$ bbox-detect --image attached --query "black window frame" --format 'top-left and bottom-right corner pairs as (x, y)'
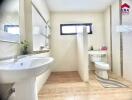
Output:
(60, 23), (92, 35)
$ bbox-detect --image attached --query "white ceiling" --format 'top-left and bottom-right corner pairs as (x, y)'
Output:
(45, 0), (115, 12)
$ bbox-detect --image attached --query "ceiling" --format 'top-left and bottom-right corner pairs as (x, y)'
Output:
(45, 0), (115, 12)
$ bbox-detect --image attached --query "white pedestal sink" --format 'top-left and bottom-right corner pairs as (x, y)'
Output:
(0, 56), (54, 100)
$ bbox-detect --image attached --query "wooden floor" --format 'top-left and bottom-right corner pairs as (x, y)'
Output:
(39, 71), (132, 100)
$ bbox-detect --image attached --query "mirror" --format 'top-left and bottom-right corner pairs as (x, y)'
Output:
(0, 0), (20, 43)
(32, 2), (50, 51)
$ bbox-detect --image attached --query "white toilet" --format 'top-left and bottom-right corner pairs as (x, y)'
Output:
(89, 51), (110, 79)
(95, 61), (110, 79)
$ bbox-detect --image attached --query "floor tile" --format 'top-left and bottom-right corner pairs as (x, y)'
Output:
(39, 71), (132, 100)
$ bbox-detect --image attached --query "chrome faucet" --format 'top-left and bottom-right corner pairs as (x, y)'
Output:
(40, 46), (45, 50)
(13, 54), (28, 63)
(13, 55), (18, 62)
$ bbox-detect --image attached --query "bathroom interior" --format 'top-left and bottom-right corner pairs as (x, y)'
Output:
(0, 0), (132, 100)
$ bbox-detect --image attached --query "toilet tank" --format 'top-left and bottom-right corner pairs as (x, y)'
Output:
(88, 51), (107, 62)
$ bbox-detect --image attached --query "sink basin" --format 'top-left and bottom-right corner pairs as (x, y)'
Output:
(0, 55), (54, 100)
(0, 56), (53, 84)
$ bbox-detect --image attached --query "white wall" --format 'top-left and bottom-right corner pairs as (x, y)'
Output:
(104, 7), (112, 68)
(122, 0), (132, 82)
(111, 0), (121, 76)
(77, 27), (89, 82)
(50, 12), (105, 72)
(0, 42), (18, 59)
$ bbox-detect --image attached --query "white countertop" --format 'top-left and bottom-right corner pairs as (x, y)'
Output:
(88, 50), (107, 55)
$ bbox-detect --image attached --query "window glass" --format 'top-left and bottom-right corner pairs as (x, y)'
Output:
(76, 25), (84, 33)
(4, 25), (20, 35)
(87, 26), (90, 33)
(7, 27), (19, 34)
(62, 26), (76, 34)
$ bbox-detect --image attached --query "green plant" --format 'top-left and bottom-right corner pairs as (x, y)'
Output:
(20, 40), (29, 55)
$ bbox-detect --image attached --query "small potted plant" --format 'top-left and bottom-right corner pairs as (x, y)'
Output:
(20, 40), (29, 55)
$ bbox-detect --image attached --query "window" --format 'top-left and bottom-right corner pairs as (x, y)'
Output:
(4, 25), (20, 34)
(60, 23), (92, 35)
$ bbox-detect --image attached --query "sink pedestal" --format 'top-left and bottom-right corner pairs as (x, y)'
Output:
(14, 77), (38, 100)
(0, 56), (54, 100)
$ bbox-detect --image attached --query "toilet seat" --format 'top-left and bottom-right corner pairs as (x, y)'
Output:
(95, 62), (110, 70)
